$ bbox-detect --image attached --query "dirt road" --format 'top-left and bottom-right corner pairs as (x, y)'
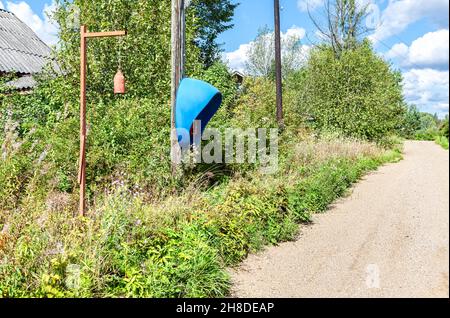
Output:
(231, 141), (449, 298)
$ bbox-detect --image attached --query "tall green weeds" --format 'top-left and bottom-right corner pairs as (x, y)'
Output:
(0, 136), (401, 297)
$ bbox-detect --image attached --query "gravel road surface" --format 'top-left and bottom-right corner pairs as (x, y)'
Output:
(231, 141), (449, 298)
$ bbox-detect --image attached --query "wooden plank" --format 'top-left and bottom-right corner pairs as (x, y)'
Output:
(84, 30), (127, 38)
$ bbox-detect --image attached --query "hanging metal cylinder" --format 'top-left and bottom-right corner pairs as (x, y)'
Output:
(114, 69), (126, 94)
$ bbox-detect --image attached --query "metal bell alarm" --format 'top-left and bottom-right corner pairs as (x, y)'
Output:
(114, 69), (126, 94)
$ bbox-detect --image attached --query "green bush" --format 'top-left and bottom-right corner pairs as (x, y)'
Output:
(200, 178), (298, 265)
(399, 105), (421, 139)
(297, 41), (406, 142)
(412, 112), (442, 141)
(230, 77), (278, 129)
(415, 129), (440, 141)
(435, 136), (449, 150)
(440, 118), (449, 139)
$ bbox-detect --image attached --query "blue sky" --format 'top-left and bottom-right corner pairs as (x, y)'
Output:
(0, 0), (448, 117)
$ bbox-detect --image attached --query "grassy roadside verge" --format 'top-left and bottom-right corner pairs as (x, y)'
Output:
(0, 138), (402, 298)
(435, 136), (449, 150)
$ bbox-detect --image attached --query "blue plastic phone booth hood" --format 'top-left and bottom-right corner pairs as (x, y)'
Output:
(175, 78), (222, 147)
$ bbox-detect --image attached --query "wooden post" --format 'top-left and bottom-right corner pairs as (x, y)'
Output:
(78, 25), (127, 217)
(180, 0), (186, 78)
(274, 0), (284, 129)
(79, 25), (87, 217)
(170, 0), (185, 172)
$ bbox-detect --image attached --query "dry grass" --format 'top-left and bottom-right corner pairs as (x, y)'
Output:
(292, 135), (382, 166)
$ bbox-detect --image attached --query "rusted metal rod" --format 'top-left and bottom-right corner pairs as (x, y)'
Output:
(78, 25), (126, 217)
(79, 25), (87, 217)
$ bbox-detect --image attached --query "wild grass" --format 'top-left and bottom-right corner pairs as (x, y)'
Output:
(0, 136), (402, 298)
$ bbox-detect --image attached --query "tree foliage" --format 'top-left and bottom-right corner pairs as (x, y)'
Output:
(191, 0), (239, 67)
(400, 105), (422, 139)
(0, 0), (240, 207)
(53, 0), (203, 101)
(298, 41), (406, 141)
(440, 117), (449, 139)
(245, 26), (306, 78)
(310, 0), (371, 58)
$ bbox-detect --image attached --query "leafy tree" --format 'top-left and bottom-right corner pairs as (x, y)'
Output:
(401, 109), (448, 141)
(299, 41), (406, 141)
(245, 26), (306, 78)
(48, 0), (238, 100)
(440, 116), (449, 139)
(418, 112), (439, 131)
(52, 0), (203, 102)
(190, 0), (239, 68)
(413, 112), (440, 140)
(0, 0), (240, 205)
(400, 105), (421, 138)
(310, 0), (371, 57)
(245, 27), (274, 78)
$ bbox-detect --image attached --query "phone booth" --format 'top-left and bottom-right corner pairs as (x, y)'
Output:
(175, 78), (222, 148)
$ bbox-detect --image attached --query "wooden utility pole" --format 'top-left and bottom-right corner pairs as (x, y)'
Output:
(79, 25), (126, 217)
(170, 0), (188, 172)
(274, 0), (284, 129)
(171, 0), (181, 172)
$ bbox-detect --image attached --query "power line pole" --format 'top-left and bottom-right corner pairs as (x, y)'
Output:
(274, 0), (284, 129)
(171, 0), (184, 174)
(171, 0), (191, 174)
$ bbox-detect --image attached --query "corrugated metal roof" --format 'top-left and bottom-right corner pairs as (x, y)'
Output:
(0, 9), (52, 74)
(6, 75), (37, 90)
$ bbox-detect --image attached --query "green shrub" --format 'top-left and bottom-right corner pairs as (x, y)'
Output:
(399, 105), (421, 139)
(199, 178), (298, 265)
(415, 129), (440, 141)
(439, 118), (449, 139)
(230, 77), (278, 129)
(435, 136), (449, 150)
(298, 41), (406, 142)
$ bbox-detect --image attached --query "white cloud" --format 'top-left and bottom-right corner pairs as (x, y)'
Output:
(385, 29), (449, 69)
(285, 26), (306, 39)
(297, 0), (324, 12)
(223, 26), (308, 73)
(403, 68), (449, 116)
(223, 43), (252, 73)
(434, 102), (449, 112)
(408, 30), (449, 69)
(370, 0), (449, 42)
(385, 43), (409, 60)
(6, 1), (58, 46)
(0, 2), (4, 10)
